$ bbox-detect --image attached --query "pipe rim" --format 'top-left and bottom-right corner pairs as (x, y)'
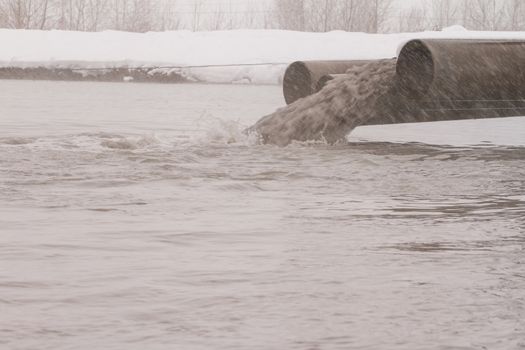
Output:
(283, 61), (314, 104)
(397, 40), (435, 98)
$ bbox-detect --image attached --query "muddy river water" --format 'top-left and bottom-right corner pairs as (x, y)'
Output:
(1, 80), (524, 350)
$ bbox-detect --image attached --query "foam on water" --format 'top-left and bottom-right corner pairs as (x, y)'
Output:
(0, 136), (37, 145)
(196, 113), (261, 146)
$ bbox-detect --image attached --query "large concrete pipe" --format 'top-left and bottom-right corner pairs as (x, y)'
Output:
(396, 39), (525, 101)
(283, 60), (373, 104)
(382, 39), (525, 124)
(283, 39), (525, 125)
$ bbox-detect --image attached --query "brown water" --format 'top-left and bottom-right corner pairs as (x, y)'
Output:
(1, 80), (525, 350)
(251, 59), (397, 146)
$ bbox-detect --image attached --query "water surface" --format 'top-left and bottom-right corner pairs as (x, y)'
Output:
(1, 80), (524, 350)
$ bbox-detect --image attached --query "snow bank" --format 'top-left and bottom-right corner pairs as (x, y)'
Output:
(2, 27), (525, 84)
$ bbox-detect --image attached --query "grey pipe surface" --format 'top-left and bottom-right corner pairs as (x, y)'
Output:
(378, 39), (525, 125)
(283, 60), (372, 104)
(396, 39), (525, 101)
(282, 39), (525, 126)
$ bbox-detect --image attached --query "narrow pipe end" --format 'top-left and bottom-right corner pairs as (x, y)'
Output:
(283, 61), (314, 104)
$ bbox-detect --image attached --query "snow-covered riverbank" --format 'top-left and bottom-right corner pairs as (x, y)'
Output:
(2, 27), (525, 84)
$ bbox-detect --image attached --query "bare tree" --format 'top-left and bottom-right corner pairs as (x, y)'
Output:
(241, 0), (265, 29)
(503, 0), (524, 30)
(85, 0), (108, 31)
(1, 0), (524, 33)
(398, 4), (429, 32)
(320, 0), (335, 32)
(156, 0), (180, 31)
(274, 0), (395, 33)
(209, 3), (225, 30)
(368, 0), (394, 33)
(190, 0), (203, 31)
(466, 0), (505, 30)
(2, 0), (54, 29)
(111, 0), (125, 30)
(274, 0), (305, 31)
(338, 0), (360, 31)
(0, 5), (6, 26)
(1, 0), (31, 28)
(430, 0), (459, 29)
(126, 0), (154, 32)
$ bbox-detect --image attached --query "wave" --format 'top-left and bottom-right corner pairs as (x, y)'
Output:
(0, 136), (37, 145)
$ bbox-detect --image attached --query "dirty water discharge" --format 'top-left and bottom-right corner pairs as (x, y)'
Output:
(250, 59), (397, 145)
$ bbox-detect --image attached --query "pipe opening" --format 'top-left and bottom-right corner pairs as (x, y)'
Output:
(397, 40), (434, 98)
(283, 61), (313, 105)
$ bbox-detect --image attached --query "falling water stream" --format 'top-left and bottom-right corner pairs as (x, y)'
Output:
(251, 60), (397, 145)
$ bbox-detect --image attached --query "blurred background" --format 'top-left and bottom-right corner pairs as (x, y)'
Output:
(0, 0), (523, 34)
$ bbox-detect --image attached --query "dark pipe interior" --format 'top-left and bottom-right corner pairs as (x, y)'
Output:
(396, 40), (434, 99)
(283, 62), (313, 105)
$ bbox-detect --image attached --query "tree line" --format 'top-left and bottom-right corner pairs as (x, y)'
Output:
(399, 0), (525, 32)
(0, 0), (524, 32)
